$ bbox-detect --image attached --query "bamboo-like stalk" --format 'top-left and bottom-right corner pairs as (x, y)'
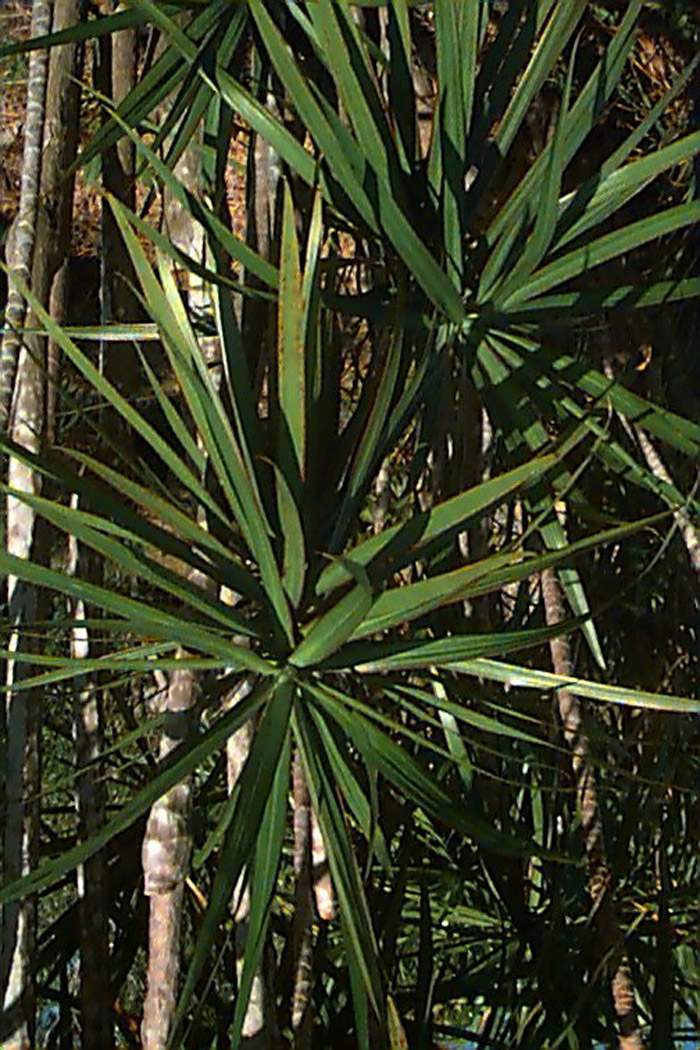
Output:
(541, 566), (643, 1050)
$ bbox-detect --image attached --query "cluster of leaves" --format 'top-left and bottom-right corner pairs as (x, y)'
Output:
(1, 2), (700, 1047)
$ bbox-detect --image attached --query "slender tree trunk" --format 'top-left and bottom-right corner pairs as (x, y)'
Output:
(224, 678), (270, 1045)
(288, 751), (333, 1045)
(142, 87), (225, 1046)
(0, 0), (51, 433)
(604, 359), (700, 574)
(311, 812), (334, 923)
(29, 5), (110, 1045)
(1, 4), (53, 1045)
(632, 426), (700, 573)
(25, 7), (110, 1042)
(94, 8), (140, 412)
(291, 752), (313, 1050)
(45, 259), (68, 447)
(66, 508), (114, 1050)
(141, 665), (198, 1050)
(242, 56), (281, 390)
(541, 567), (643, 1050)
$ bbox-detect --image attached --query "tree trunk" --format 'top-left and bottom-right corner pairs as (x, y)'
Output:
(94, 8), (141, 413)
(31, 4), (111, 1045)
(142, 85), (219, 1047)
(541, 567), (643, 1050)
(66, 508), (114, 1050)
(633, 426), (700, 573)
(141, 666), (198, 1050)
(224, 678), (270, 1045)
(291, 752), (313, 1050)
(0, 0), (51, 433)
(604, 359), (700, 575)
(1, 4), (53, 1046)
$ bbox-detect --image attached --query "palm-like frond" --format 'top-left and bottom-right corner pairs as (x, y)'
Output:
(2, 2), (699, 1046)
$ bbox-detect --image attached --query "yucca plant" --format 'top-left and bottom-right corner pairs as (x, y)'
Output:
(2, 2), (700, 1047)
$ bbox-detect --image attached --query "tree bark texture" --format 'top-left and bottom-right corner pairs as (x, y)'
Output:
(141, 666), (197, 1050)
(142, 75), (224, 1045)
(0, 0), (51, 433)
(541, 567), (643, 1050)
(224, 678), (269, 1044)
(0, 233), (42, 1046)
(242, 59), (282, 393)
(26, 3), (102, 1044)
(291, 752), (313, 1050)
(1, 2), (76, 1045)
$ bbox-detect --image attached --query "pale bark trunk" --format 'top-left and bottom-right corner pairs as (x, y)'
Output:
(291, 752), (313, 1050)
(45, 259), (68, 447)
(289, 751), (333, 1044)
(224, 678), (268, 1043)
(604, 360), (700, 575)
(31, 4), (109, 1044)
(541, 567), (643, 1050)
(0, 5), (53, 1046)
(142, 90), (221, 1046)
(633, 426), (700, 573)
(373, 462), (391, 535)
(0, 0), (51, 432)
(141, 666), (198, 1050)
(311, 812), (334, 923)
(142, 44), (279, 1041)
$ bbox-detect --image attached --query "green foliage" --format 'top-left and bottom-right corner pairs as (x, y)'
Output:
(2, 2), (700, 1047)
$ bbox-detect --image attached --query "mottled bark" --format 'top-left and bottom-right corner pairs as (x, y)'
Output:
(242, 60), (282, 391)
(1, 3), (76, 1045)
(541, 567), (643, 1050)
(30, 5), (109, 1044)
(45, 259), (68, 447)
(141, 665), (198, 1050)
(1, 199), (44, 1050)
(291, 752), (313, 1050)
(373, 462), (391, 535)
(311, 812), (334, 924)
(142, 81), (224, 1045)
(66, 504), (113, 1050)
(0, 0), (51, 433)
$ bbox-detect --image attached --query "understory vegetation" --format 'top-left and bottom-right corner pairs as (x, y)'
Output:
(0, 2), (699, 1048)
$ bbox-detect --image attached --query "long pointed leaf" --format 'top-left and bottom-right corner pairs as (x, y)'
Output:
(0, 680), (271, 907)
